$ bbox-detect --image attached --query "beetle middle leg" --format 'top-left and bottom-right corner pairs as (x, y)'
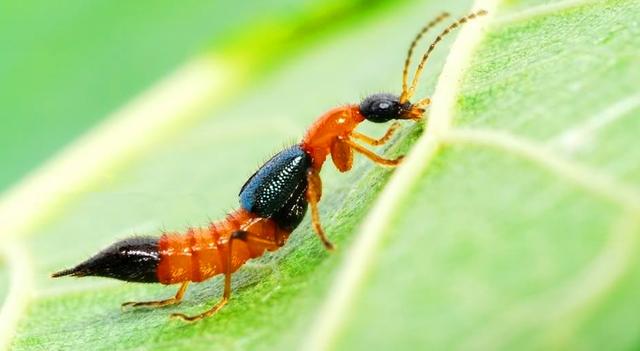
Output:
(306, 168), (334, 251)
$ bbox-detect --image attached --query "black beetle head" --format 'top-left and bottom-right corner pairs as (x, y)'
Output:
(359, 93), (423, 123)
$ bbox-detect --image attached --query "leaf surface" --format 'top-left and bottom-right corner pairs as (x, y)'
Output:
(2, 0), (640, 350)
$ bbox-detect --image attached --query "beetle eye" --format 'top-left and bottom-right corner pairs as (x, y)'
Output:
(378, 102), (390, 109)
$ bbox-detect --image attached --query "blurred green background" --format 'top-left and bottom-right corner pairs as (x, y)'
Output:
(0, 0), (381, 192)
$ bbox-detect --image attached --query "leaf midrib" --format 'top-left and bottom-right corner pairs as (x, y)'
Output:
(304, 0), (640, 349)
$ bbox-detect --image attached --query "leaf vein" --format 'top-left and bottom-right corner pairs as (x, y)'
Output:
(302, 1), (499, 349)
(548, 91), (640, 154)
(442, 128), (640, 211)
(461, 212), (640, 350)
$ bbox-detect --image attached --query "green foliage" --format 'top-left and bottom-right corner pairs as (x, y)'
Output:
(0, 0), (365, 191)
(2, 0), (639, 350)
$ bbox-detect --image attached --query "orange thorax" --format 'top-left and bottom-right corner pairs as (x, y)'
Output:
(301, 105), (364, 170)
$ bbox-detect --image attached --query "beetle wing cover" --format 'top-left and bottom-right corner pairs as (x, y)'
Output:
(239, 145), (311, 220)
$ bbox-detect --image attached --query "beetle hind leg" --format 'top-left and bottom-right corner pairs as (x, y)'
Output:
(170, 229), (282, 322)
(122, 281), (190, 310)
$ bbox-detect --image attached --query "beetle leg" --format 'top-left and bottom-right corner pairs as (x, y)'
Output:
(170, 230), (280, 322)
(122, 281), (190, 309)
(306, 169), (334, 251)
(350, 122), (401, 146)
(331, 137), (354, 172)
(344, 138), (404, 166)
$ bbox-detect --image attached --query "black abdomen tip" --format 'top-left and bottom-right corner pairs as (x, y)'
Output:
(52, 236), (160, 283)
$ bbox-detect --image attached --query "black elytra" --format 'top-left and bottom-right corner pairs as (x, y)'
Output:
(359, 93), (412, 123)
(239, 144), (311, 231)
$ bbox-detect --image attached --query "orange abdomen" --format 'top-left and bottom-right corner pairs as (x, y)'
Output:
(156, 209), (289, 284)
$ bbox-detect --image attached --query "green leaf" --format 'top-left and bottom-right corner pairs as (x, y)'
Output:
(2, 0), (640, 350)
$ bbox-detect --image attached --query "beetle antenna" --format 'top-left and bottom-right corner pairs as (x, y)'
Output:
(403, 9), (488, 103)
(400, 12), (450, 103)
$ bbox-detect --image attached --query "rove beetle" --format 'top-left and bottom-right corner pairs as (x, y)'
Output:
(53, 10), (486, 322)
